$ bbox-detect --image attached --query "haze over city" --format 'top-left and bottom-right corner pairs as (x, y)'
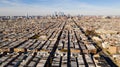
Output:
(0, 0), (120, 67)
(0, 0), (120, 16)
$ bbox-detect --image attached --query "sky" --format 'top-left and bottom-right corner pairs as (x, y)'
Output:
(0, 0), (120, 16)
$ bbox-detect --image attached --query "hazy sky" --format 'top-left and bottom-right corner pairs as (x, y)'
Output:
(0, 0), (120, 16)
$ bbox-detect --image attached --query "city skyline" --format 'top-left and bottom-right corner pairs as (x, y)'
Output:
(0, 0), (120, 16)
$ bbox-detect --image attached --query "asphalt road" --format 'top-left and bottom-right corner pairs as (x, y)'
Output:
(99, 51), (118, 67)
